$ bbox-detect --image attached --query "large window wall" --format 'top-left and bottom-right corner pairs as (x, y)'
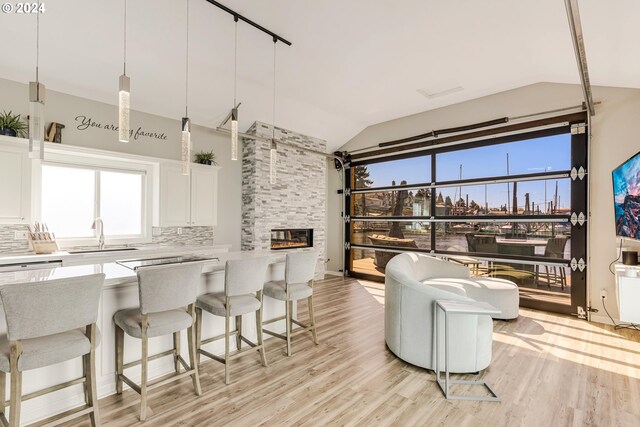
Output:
(345, 123), (588, 315)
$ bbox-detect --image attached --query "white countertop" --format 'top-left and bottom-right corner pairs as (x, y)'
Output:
(0, 249), (287, 288)
(0, 244), (233, 266)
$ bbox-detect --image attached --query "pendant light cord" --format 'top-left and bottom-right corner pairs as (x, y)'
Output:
(35, 1), (39, 82)
(272, 39), (277, 141)
(123, 0), (127, 75)
(233, 18), (238, 107)
(185, 0), (190, 117)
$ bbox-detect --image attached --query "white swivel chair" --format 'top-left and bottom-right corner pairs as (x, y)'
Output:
(385, 253), (495, 373)
(263, 251), (320, 356)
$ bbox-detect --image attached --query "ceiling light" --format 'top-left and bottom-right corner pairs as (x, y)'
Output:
(208, 1), (292, 165)
(182, 117), (191, 175)
(231, 108), (238, 160)
(231, 17), (239, 161)
(269, 39), (278, 185)
(28, 6), (45, 160)
(182, 0), (191, 176)
(270, 139), (277, 185)
(119, 0), (130, 143)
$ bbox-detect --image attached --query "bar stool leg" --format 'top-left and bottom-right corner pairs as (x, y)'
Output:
(224, 302), (231, 385)
(0, 371), (5, 419)
(235, 315), (242, 350)
(115, 325), (124, 395)
(308, 294), (319, 345)
(140, 316), (149, 421)
(195, 307), (203, 366)
(285, 297), (292, 357)
(86, 324), (101, 427)
(9, 342), (22, 427)
(187, 304), (202, 396)
(256, 291), (268, 367)
(173, 332), (181, 374)
(82, 348), (89, 407)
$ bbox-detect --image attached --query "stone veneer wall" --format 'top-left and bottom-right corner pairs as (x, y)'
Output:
(0, 224), (213, 255)
(242, 122), (327, 279)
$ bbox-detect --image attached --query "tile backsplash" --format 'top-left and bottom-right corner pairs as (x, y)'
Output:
(0, 224), (214, 255)
(0, 224), (30, 254)
(150, 226), (213, 247)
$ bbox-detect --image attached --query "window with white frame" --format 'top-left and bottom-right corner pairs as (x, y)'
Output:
(41, 163), (146, 242)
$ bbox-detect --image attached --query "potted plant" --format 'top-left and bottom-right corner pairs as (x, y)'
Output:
(0, 111), (28, 138)
(194, 150), (217, 165)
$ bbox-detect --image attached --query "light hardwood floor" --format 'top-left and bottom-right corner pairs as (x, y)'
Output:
(40, 275), (640, 426)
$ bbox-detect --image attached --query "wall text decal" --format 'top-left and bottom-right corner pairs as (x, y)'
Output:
(75, 115), (168, 141)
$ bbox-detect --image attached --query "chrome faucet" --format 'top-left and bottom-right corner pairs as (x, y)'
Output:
(91, 218), (105, 250)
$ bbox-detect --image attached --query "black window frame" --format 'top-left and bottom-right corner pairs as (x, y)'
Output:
(344, 118), (588, 316)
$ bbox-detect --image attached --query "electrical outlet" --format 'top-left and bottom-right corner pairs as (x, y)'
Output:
(600, 289), (608, 299)
(152, 227), (162, 237)
(14, 231), (27, 240)
(177, 227), (183, 235)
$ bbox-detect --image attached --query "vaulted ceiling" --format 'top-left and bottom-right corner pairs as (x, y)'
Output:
(2, 0), (638, 151)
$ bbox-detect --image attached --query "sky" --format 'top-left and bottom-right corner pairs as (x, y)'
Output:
(359, 134), (572, 210)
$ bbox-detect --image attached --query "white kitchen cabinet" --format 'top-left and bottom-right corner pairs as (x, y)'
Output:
(159, 162), (218, 227)
(0, 138), (31, 224)
(159, 163), (190, 226)
(190, 166), (218, 226)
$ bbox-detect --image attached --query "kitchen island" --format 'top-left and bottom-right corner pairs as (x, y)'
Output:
(0, 248), (298, 425)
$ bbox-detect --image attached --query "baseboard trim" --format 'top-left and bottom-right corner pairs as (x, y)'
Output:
(589, 314), (617, 326)
(325, 270), (344, 277)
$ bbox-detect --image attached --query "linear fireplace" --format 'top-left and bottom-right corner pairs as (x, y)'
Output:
(271, 229), (313, 250)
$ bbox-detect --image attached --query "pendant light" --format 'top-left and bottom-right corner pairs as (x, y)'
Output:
(270, 139), (277, 184)
(118, 0), (130, 143)
(28, 4), (45, 160)
(182, 0), (191, 176)
(269, 39), (278, 185)
(230, 16), (239, 161)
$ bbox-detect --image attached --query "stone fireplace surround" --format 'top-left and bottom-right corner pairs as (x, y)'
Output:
(241, 122), (327, 279)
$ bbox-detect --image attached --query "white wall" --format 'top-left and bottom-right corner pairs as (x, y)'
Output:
(328, 82), (640, 322)
(589, 86), (640, 323)
(0, 77), (241, 250)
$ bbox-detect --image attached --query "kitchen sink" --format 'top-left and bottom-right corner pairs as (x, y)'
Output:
(68, 247), (139, 254)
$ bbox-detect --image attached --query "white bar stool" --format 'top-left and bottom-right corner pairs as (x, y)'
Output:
(113, 263), (202, 421)
(263, 250), (320, 356)
(195, 256), (271, 385)
(0, 273), (105, 427)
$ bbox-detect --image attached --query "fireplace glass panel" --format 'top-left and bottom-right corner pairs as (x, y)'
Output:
(271, 229), (313, 250)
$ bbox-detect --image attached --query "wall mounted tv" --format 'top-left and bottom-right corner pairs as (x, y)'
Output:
(613, 150), (640, 239)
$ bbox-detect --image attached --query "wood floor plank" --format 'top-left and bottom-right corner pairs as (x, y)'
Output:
(40, 275), (640, 427)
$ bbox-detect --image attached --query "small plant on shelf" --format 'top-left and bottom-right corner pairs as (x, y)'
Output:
(0, 111), (28, 138)
(194, 150), (217, 165)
